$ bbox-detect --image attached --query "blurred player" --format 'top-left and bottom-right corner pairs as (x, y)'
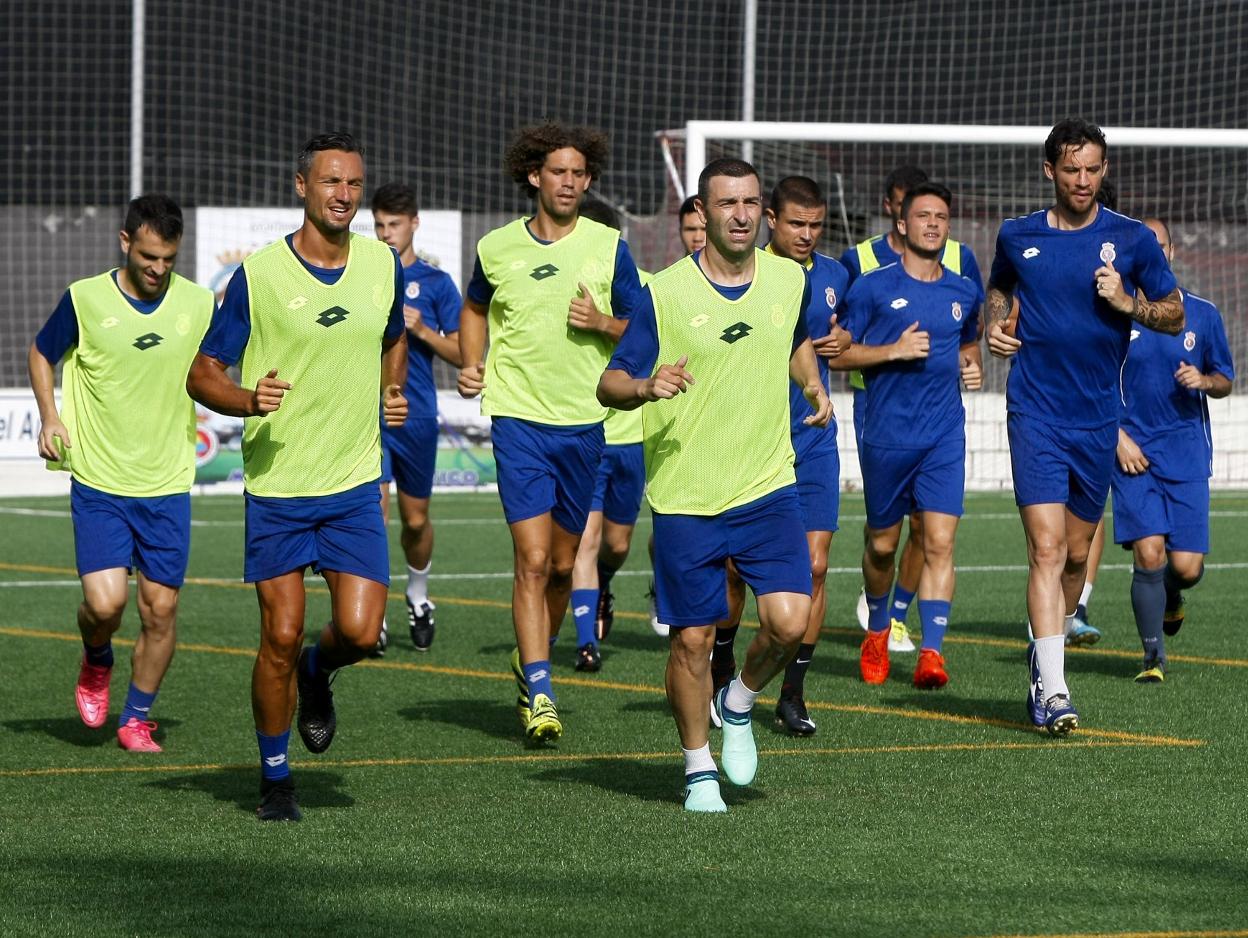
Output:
(831, 182), (983, 688)
(986, 119), (1183, 735)
(840, 166), (983, 653)
(598, 158), (832, 812)
(709, 175), (850, 736)
(458, 123), (643, 742)
(678, 194), (707, 255)
(27, 195), (214, 753)
(188, 132), (408, 820)
(372, 181), (463, 654)
(1113, 217), (1234, 681)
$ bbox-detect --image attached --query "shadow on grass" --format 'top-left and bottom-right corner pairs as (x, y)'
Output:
(879, 692), (1033, 730)
(618, 698), (669, 714)
(531, 756), (766, 808)
(598, 628), (670, 654)
(397, 698), (525, 742)
(1, 716), (182, 748)
(144, 767), (355, 814)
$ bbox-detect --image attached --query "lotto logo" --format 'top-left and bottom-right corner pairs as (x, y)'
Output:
(720, 321), (753, 344)
(530, 263), (559, 281)
(1022, 247), (1040, 259)
(689, 314), (710, 328)
(132, 333), (163, 351)
(890, 298), (908, 310)
(287, 296), (308, 310)
(316, 306), (350, 327)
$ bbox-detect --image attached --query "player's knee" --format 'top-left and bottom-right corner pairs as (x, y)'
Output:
(548, 557), (574, 588)
(1170, 554), (1204, 584)
(865, 531), (899, 567)
(515, 546), (552, 580)
(259, 619), (304, 669)
(670, 627), (713, 669)
(138, 593), (179, 631)
(1133, 540), (1167, 570)
(809, 553), (829, 584)
(1028, 537), (1067, 572)
(81, 592), (126, 627)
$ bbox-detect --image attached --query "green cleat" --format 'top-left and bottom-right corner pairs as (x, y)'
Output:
(1135, 659), (1167, 684)
(510, 647), (529, 726)
(682, 773), (727, 813)
(713, 684), (757, 786)
(525, 693), (562, 743)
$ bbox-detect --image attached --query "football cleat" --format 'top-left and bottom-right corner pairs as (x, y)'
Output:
(713, 684), (757, 786)
(117, 717), (162, 753)
(775, 695), (817, 736)
(1065, 605), (1101, 646)
(888, 618), (916, 653)
(257, 777), (302, 822)
(1043, 694), (1079, 737)
(407, 599), (436, 652)
(525, 693), (562, 743)
(1163, 593), (1185, 636)
(682, 772), (727, 813)
(860, 628), (890, 685)
(595, 588), (615, 642)
(295, 647), (337, 754)
(913, 648), (948, 689)
(75, 657), (112, 728)
(574, 642), (602, 672)
(1026, 640), (1045, 726)
(510, 647), (529, 724)
(369, 618), (389, 658)
(1134, 658), (1167, 684)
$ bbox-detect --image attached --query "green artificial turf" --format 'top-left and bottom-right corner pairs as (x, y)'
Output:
(1, 491), (1246, 937)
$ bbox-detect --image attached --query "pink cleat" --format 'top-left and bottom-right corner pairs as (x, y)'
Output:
(75, 657), (112, 728)
(117, 718), (162, 752)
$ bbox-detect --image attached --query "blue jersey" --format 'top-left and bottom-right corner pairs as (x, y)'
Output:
(783, 249), (849, 462)
(839, 235), (983, 290)
(396, 258), (461, 417)
(1120, 289), (1235, 481)
(989, 208), (1177, 429)
(841, 262), (982, 449)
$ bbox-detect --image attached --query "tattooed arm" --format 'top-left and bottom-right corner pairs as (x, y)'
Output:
(1094, 265), (1185, 335)
(986, 285), (1021, 358)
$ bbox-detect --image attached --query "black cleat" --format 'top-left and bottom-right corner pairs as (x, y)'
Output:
(575, 642), (602, 672)
(257, 777), (302, 822)
(1163, 592), (1185, 636)
(775, 695), (817, 737)
(296, 647), (337, 754)
(407, 598), (436, 652)
(595, 589), (615, 642)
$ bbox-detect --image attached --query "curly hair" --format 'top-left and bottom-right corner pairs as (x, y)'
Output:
(504, 122), (609, 198)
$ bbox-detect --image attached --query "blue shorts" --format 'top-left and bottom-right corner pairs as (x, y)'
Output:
(70, 480), (191, 588)
(1008, 413), (1115, 523)
(492, 416), (604, 534)
(591, 442), (645, 526)
(244, 480), (389, 585)
(795, 448), (840, 533)
(851, 389), (865, 451)
(381, 416), (439, 499)
(652, 486), (811, 628)
(1111, 470), (1210, 554)
(861, 439), (965, 530)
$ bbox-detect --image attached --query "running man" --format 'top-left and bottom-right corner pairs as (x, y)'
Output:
(28, 194), (214, 753)
(188, 131), (408, 821)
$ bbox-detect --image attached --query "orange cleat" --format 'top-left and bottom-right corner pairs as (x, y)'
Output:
(860, 628), (890, 684)
(913, 648), (949, 689)
(75, 657), (112, 728)
(117, 718), (163, 752)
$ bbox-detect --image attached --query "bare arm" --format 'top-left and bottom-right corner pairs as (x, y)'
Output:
(568, 282), (627, 341)
(985, 286), (1022, 359)
(186, 353), (288, 418)
(1116, 427), (1149, 475)
(381, 332), (409, 427)
(789, 338), (832, 427)
(1174, 362), (1233, 399)
(405, 309), (463, 367)
(825, 322), (930, 372)
(27, 342), (70, 459)
(1095, 265), (1185, 335)
(959, 341), (983, 391)
(456, 297), (489, 398)
(597, 356), (695, 410)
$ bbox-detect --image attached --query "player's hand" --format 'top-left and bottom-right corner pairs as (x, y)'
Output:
(37, 416), (72, 460)
(642, 355), (695, 401)
(1094, 262), (1129, 313)
(252, 369), (291, 415)
(812, 314), (851, 359)
(960, 352), (983, 390)
(890, 322), (930, 361)
(382, 384), (408, 427)
(987, 319), (1021, 359)
(458, 361), (486, 399)
(567, 282), (606, 333)
(802, 384), (834, 427)
(1117, 428), (1149, 475)
(403, 304), (429, 340)
(1174, 361), (1208, 391)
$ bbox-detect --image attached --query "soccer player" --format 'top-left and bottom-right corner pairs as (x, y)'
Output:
(678, 194), (707, 255)
(566, 196), (647, 670)
(598, 158), (833, 812)
(187, 132), (408, 821)
(27, 195), (214, 753)
(709, 175), (850, 737)
(1112, 216), (1234, 682)
(457, 122), (643, 742)
(840, 166), (984, 653)
(831, 182), (983, 688)
(372, 181), (463, 654)
(986, 119), (1183, 735)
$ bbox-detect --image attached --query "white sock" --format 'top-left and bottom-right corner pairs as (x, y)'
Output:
(1063, 612), (1077, 636)
(1079, 582), (1094, 608)
(682, 743), (716, 777)
(407, 563), (430, 606)
(1033, 634), (1069, 700)
(724, 674), (759, 714)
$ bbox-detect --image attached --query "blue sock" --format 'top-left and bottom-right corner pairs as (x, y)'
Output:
(571, 588), (598, 647)
(83, 640), (114, 668)
(257, 730), (291, 782)
(918, 599), (951, 652)
(1132, 565), (1167, 664)
(891, 585), (916, 623)
(866, 591), (891, 633)
(118, 683), (157, 726)
(522, 659), (555, 703)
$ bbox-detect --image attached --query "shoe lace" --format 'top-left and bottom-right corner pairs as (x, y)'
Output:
(124, 719), (158, 736)
(82, 664), (111, 692)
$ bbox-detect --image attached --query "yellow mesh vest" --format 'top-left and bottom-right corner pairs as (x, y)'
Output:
(603, 268), (649, 445)
(239, 235), (395, 497)
(643, 250), (803, 515)
(56, 271), (214, 496)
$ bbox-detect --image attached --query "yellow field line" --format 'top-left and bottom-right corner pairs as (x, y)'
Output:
(0, 625), (1204, 749)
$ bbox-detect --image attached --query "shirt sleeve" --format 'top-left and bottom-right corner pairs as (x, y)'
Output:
(199, 266), (252, 366)
(436, 272), (463, 334)
(609, 239), (644, 321)
(1203, 304), (1236, 382)
(1132, 225), (1179, 302)
(607, 284), (659, 378)
(840, 276), (871, 342)
(960, 244), (985, 290)
(466, 253), (493, 305)
(792, 276), (811, 352)
(960, 278), (984, 345)
(384, 253), (405, 342)
(34, 290), (79, 364)
(838, 246), (862, 285)
(987, 226), (1018, 294)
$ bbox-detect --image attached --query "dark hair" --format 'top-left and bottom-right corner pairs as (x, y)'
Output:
(1044, 118), (1107, 165)
(697, 157), (759, 205)
(678, 195), (700, 220)
(123, 193), (183, 241)
(770, 175), (825, 214)
(578, 194), (621, 231)
(371, 181), (419, 216)
(504, 122), (609, 198)
(1144, 215), (1172, 244)
(883, 165), (929, 198)
(1095, 179), (1118, 211)
(899, 181), (953, 218)
(297, 131), (364, 177)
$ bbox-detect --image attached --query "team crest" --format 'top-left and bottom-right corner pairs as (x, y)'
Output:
(1183, 331), (1197, 351)
(951, 301), (963, 322)
(176, 314), (191, 336)
(770, 304), (785, 327)
(824, 286), (837, 310)
(1099, 242), (1117, 264)
(405, 281), (421, 300)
